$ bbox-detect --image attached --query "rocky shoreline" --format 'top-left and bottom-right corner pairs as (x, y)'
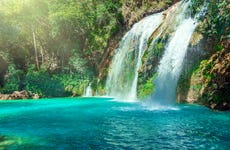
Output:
(0, 90), (39, 100)
(209, 101), (230, 111)
(0, 91), (229, 111)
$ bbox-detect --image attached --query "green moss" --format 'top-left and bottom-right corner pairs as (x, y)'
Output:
(215, 44), (224, 52)
(191, 84), (202, 90)
(138, 73), (157, 99)
(138, 37), (169, 99)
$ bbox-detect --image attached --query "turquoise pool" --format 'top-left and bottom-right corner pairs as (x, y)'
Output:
(0, 97), (230, 149)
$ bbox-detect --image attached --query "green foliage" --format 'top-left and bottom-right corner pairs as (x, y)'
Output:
(192, 0), (230, 43)
(0, 0), (122, 96)
(191, 0), (205, 16)
(191, 84), (202, 91)
(52, 74), (91, 96)
(0, 0), (123, 71)
(0, 63), (93, 97)
(24, 65), (66, 97)
(202, 61), (215, 81)
(215, 44), (224, 52)
(138, 37), (168, 99)
(138, 74), (157, 99)
(151, 42), (164, 56)
(68, 49), (88, 74)
(23, 64), (92, 97)
(96, 83), (105, 95)
(193, 59), (214, 82)
(48, 0), (123, 68)
(2, 64), (23, 93)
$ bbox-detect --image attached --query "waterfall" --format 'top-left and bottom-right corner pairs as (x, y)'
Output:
(105, 0), (205, 104)
(150, 1), (207, 105)
(105, 13), (163, 101)
(152, 18), (198, 105)
(150, 1), (208, 105)
(84, 83), (93, 97)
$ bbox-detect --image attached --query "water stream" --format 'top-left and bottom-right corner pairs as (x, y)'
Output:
(150, 1), (207, 106)
(151, 18), (197, 105)
(105, 13), (163, 101)
(106, 1), (201, 105)
(84, 83), (93, 97)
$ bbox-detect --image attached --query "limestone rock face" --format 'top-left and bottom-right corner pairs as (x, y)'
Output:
(201, 48), (230, 110)
(121, 0), (180, 28)
(177, 39), (230, 111)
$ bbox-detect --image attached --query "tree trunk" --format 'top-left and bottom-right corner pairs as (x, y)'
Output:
(33, 31), (39, 70)
(40, 45), (44, 65)
(37, 36), (46, 65)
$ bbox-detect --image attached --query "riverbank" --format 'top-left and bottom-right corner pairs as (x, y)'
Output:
(1, 90), (229, 111)
(0, 90), (39, 100)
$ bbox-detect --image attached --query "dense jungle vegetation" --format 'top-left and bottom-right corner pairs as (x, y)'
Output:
(0, 0), (124, 97)
(0, 0), (229, 106)
(0, 0), (179, 97)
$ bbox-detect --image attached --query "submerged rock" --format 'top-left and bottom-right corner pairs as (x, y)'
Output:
(0, 135), (23, 148)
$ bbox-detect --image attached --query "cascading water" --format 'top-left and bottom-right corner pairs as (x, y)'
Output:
(150, 1), (206, 105)
(84, 83), (93, 97)
(105, 0), (205, 104)
(105, 13), (163, 101)
(151, 18), (198, 105)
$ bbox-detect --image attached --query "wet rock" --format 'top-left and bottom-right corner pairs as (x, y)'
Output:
(11, 91), (28, 99)
(177, 39), (230, 111)
(0, 94), (10, 100)
(0, 91), (39, 100)
(33, 94), (40, 99)
(210, 102), (217, 109)
(209, 101), (230, 111)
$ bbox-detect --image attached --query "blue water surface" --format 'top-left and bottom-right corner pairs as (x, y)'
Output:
(0, 97), (230, 149)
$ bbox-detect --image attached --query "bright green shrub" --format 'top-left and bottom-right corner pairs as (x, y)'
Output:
(24, 65), (66, 97)
(138, 74), (157, 99)
(2, 64), (23, 93)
